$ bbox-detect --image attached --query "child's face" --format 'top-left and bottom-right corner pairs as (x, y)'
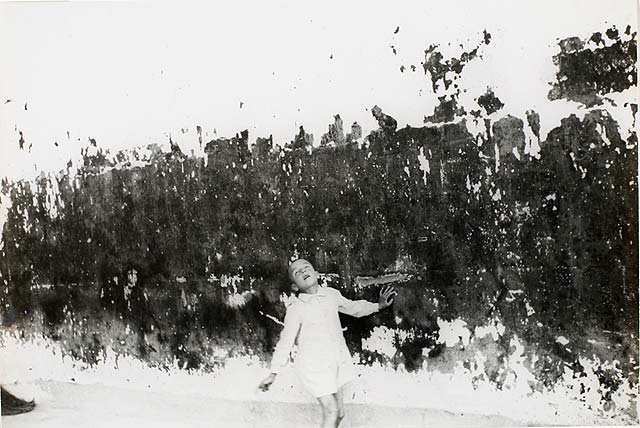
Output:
(288, 259), (320, 292)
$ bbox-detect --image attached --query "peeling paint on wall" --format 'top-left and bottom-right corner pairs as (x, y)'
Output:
(0, 23), (637, 425)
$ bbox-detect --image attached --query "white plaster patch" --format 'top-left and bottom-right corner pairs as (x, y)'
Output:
(226, 290), (254, 308)
(362, 326), (398, 359)
(474, 320), (506, 341)
(525, 301), (535, 316)
(437, 318), (471, 347)
(491, 187), (502, 201)
(417, 146), (430, 184)
(219, 274), (243, 293)
(279, 292), (298, 307)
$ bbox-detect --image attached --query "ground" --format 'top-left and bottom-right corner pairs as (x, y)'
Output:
(1, 381), (526, 428)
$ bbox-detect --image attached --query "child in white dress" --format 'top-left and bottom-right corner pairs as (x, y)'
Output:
(259, 259), (396, 428)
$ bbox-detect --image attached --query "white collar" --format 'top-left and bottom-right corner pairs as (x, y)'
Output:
(297, 285), (329, 303)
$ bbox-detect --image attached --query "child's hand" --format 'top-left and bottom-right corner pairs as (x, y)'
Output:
(378, 285), (397, 310)
(258, 373), (276, 392)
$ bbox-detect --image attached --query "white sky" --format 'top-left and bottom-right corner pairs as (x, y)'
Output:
(0, 0), (637, 180)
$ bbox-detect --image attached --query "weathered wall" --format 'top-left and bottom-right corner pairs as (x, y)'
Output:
(1, 26), (637, 423)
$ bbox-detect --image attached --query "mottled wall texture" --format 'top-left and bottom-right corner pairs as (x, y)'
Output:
(1, 26), (637, 418)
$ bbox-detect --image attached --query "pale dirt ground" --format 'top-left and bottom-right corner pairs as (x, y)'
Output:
(1, 381), (528, 428)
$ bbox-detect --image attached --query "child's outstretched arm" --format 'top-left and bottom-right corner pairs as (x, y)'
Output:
(258, 305), (301, 391)
(333, 285), (396, 318)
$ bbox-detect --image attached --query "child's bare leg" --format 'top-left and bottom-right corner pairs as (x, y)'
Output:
(334, 387), (346, 427)
(317, 394), (339, 428)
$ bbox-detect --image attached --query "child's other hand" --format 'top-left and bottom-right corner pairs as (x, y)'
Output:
(258, 373), (276, 392)
(378, 285), (397, 310)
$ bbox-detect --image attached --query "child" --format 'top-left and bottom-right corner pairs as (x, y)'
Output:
(258, 258), (396, 428)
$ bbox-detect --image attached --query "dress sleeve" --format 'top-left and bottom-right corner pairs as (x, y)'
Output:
(269, 304), (302, 374)
(332, 288), (380, 318)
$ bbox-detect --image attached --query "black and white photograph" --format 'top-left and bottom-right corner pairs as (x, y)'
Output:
(0, 1), (637, 427)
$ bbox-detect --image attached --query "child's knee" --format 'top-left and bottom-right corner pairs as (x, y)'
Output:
(323, 402), (338, 416)
(319, 397), (338, 415)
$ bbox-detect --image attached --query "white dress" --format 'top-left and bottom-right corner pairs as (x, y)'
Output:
(270, 286), (380, 397)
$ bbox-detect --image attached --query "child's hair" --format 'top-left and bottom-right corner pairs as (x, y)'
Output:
(287, 259), (301, 282)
